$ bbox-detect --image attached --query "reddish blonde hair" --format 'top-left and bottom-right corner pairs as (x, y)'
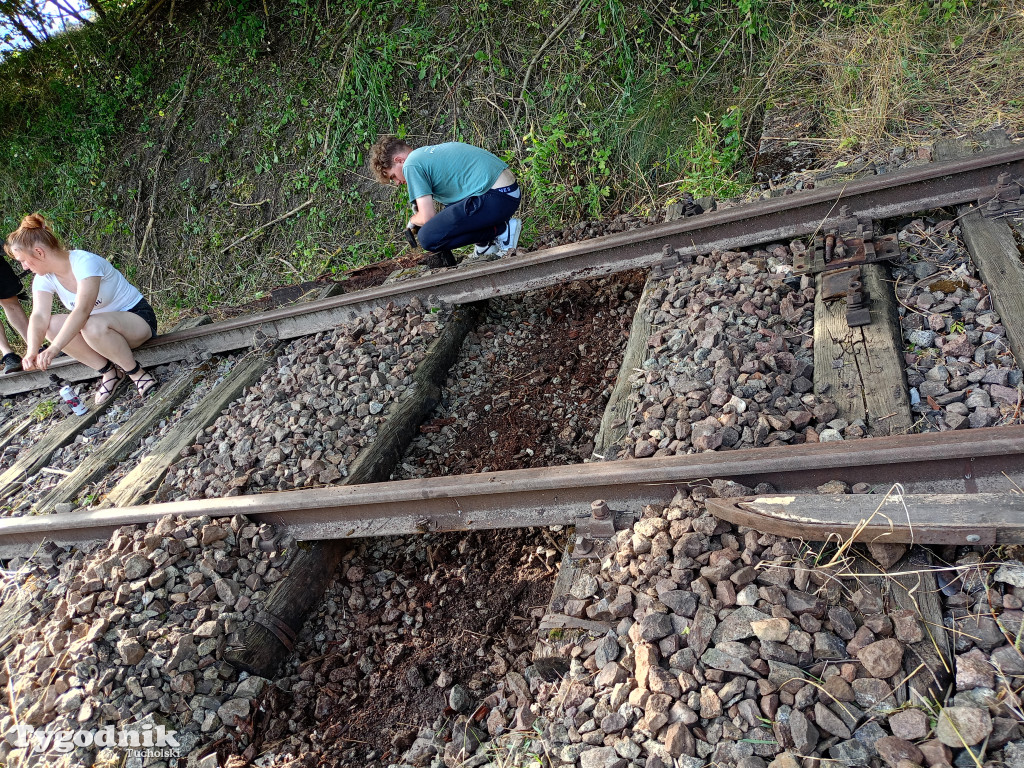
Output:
(5, 213), (63, 257)
(369, 136), (413, 184)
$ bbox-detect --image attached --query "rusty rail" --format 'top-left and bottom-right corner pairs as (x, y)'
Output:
(1, 426), (1022, 558)
(3, 143), (1023, 397)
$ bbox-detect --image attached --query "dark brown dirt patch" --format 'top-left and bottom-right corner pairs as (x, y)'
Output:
(242, 528), (557, 767)
(190, 253), (423, 322)
(402, 269), (647, 476)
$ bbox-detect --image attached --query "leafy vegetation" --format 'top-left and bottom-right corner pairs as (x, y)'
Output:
(0, 0), (1019, 323)
(30, 399), (55, 421)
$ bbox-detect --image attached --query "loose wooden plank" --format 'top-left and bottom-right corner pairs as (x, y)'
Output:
(813, 262), (912, 435)
(226, 303), (484, 677)
(0, 379), (126, 500)
(0, 418), (32, 454)
(934, 136), (1024, 368)
(104, 349), (277, 507)
(591, 273), (657, 461)
(886, 549), (953, 706)
(707, 493), (1024, 545)
(33, 365), (207, 515)
(852, 548), (952, 707)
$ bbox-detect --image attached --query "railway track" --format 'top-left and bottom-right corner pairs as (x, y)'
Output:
(0, 136), (1019, 554)
(0, 138), (1016, 599)
(0, 425), (1022, 557)
(0, 133), (1021, 768)
(0, 138), (1015, 548)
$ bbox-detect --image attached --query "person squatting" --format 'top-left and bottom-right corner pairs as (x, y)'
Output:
(0, 242), (31, 375)
(370, 137), (522, 269)
(4, 213), (160, 404)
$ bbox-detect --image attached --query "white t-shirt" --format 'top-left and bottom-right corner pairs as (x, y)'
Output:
(32, 250), (143, 314)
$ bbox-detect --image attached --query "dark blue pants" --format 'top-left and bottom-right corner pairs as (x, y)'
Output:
(418, 188), (521, 251)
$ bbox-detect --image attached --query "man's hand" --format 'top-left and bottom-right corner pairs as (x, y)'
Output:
(404, 226), (420, 249)
(21, 351), (39, 371)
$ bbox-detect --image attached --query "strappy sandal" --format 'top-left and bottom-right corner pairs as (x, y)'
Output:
(124, 362), (158, 398)
(94, 360), (123, 405)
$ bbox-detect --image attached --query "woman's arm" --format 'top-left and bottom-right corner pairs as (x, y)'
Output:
(47, 276), (100, 354)
(29, 278), (101, 370)
(22, 289), (54, 371)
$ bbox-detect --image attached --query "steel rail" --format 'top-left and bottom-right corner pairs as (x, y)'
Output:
(2, 144), (1022, 397)
(1, 425), (1021, 558)
(706, 493), (1024, 546)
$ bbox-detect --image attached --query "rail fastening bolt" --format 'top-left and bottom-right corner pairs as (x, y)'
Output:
(591, 499), (611, 520)
(966, 534), (981, 543)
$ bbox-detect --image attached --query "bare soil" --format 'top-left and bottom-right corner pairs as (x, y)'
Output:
(194, 253), (423, 322)
(403, 270), (647, 477)
(242, 528), (558, 767)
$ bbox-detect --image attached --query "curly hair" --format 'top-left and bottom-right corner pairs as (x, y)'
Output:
(369, 136), (413, 184)
(5, 212), (63, 257)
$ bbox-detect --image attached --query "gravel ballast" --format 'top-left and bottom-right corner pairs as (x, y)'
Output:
(400, 274), (645, 478)
(158, 303), (442, 500)
(894, 217), (1024, 432)
(615, 245), (845, 460)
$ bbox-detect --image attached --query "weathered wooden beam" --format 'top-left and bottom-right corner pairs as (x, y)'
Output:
(850, 547), (952, 709)
(0, 379), (126, 500)
(225, 302), (485, 677)
(813, 262), (912, 435)
(105, 349), (277, 508)
(706, 493), (1024, 545)
(934, 134), (1024, 369)
(33, 365), (207, 515)
(956, 213), (1024, 365)
(591, 273), (656, 462)
(0, 418), (32, 455)
(887, 549), (952, 705)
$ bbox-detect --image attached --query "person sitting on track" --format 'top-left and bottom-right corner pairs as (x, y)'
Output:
(369, 136), (522, 268)
(0, 256), (30, 374)
(4, 213), (159, 404)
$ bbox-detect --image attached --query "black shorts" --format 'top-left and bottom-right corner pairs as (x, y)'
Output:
(0, 258), (25, 301)
(126, 297), (158, 338)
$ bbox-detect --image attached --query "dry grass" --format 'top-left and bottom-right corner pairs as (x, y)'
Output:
(761, 1), (1024, 159)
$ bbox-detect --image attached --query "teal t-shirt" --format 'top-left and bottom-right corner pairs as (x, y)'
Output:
(404, 143), (508, 206)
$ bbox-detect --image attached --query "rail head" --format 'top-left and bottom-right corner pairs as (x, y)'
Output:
(1, 425), (1022, 559)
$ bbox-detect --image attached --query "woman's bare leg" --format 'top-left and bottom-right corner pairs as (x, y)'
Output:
(46, 316), (109, 370)
(80, 312), (155, 393)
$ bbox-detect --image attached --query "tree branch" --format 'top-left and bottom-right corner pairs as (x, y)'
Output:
(219, 199), (314, 255)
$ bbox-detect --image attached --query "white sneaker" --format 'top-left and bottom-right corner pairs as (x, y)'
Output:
(474, 241), (500, 257)
(497, 218), (522, 253)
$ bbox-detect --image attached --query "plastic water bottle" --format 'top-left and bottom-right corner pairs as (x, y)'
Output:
(50, 374), (88, 416)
